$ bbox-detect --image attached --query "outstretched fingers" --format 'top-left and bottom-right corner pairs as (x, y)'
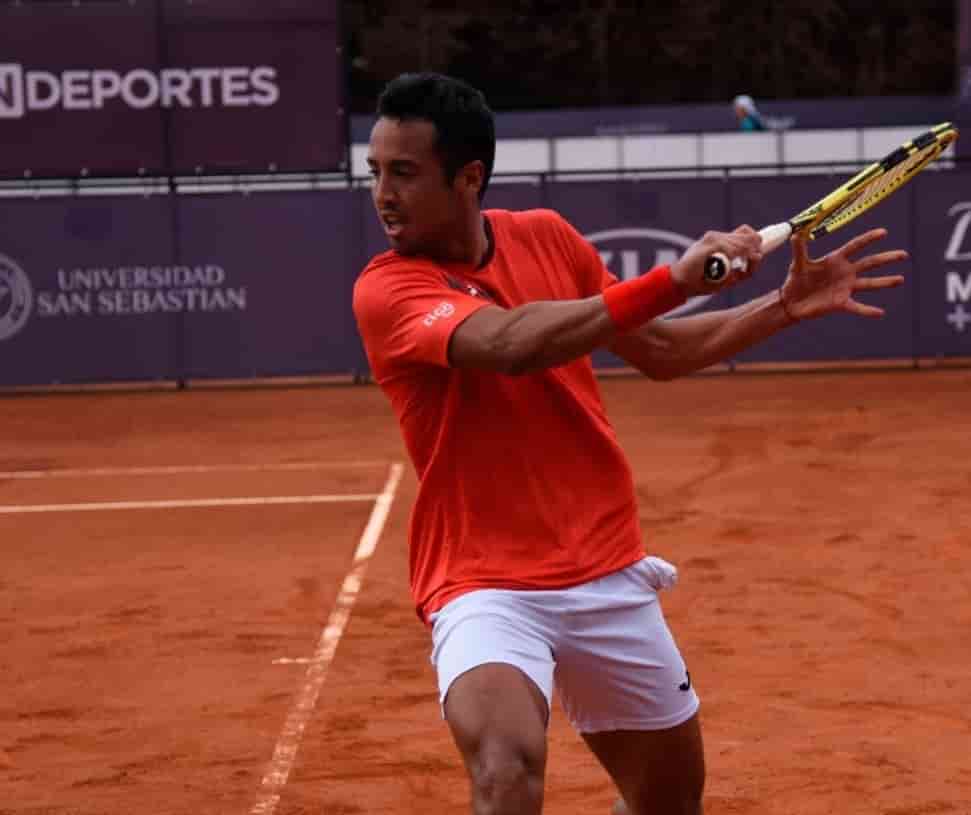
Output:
(847, 270), (905, 318)
(845, 298), (887, 318)
(846, 260), (904, 317)
(854, 249), (909, 274)
(853, 274), (905, 291)
(839, 227), (889, 259)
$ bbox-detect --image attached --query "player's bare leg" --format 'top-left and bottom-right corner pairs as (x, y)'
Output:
(584, 713), (705, 815)
(444, 662), (549, 815)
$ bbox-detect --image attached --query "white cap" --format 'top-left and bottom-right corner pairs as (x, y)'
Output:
(732, 94), (757, 114)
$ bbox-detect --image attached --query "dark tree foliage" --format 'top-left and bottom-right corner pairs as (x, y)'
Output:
(344, 1), (958, 113)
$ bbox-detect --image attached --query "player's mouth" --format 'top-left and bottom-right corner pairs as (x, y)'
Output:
(381, 212), (406, 240)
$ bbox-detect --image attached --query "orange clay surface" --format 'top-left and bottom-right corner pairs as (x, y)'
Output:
(1, 369), (969, 815)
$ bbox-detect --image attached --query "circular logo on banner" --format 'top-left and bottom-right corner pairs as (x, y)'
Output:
(0, 253), (34, 341)
(584, 227), (712, 318)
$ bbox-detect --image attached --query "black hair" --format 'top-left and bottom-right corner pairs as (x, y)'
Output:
(376, 73), (496, 200)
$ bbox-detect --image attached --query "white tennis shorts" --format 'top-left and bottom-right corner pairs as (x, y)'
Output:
(428, 556), (699, 734)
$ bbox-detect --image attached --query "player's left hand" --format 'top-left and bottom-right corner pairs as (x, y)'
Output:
(780, 229), (907, 321)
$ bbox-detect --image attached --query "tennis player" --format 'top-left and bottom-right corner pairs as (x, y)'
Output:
(352, 73), (906, 815)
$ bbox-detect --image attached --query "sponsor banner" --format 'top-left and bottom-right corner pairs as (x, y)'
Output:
(729, 175), (915, 363)
(0, 197), (181, 385)
(546, 178), (731, 367)
(0, 191), (371, 387)
(0, 1), (345, 177)
(913, 170), (971, 356)
(162, 20), (345, 174)
(1, 174), (967, 388)
(177, 190), (368, 379)
(0, 4), (167, 176)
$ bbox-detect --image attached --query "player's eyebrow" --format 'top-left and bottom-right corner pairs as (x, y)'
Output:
(367, 156), (420, 169)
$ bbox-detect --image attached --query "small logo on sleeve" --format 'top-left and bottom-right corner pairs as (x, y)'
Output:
(422, 301), (455, 327)
(678, 671), (692, 692)
(444, 273), (495, 302)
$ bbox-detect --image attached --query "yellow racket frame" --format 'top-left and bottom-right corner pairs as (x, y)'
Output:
(704, 121), (959, 283)
(796, 121), (958, 239)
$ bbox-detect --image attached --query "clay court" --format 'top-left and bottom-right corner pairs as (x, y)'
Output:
(1, 367), (969, 815)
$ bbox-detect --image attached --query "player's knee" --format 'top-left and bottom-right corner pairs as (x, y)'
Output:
(468, 742), (543, 815)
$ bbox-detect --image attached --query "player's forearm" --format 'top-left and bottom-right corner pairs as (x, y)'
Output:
(454, 266), (685, 375)
(484, 297), (618, 374)
(611, 289), (793, 380)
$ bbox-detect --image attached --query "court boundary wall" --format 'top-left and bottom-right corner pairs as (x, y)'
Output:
(0, 156), (969, 392)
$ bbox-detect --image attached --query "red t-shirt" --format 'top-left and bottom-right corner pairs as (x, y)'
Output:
(353, 208), (645, 622)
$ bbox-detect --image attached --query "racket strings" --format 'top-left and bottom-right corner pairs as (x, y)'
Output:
(814, 143), (944, 234)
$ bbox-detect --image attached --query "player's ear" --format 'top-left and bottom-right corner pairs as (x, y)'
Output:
(458, 160), (485, 200)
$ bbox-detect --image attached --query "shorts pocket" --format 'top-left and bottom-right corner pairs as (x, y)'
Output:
(639, 555), (678, 591)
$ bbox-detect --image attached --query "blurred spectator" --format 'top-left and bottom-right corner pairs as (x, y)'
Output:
(732, 94), (765, 131)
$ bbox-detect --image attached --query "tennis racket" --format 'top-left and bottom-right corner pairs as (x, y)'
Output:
(704, 121), (959, 283)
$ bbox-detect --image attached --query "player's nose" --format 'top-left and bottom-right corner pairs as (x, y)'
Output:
(372, 174), (397, 208)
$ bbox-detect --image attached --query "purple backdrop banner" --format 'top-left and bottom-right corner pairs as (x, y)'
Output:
(0, 4), (166, 177)
(0, 190), (370, 386)
(1, 168), (968, 388)
(914, 172), (971, 356)
(162, 11), (345, 175)
(0, 197), (181, 385)
(729, 175), (915, 363)
(0, 1), (345, 178)
(177, 190), (367, 379)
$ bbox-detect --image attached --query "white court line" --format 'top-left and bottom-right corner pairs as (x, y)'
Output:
(250, 461), (404, 815)
(0, 461), (390, 480)
(0, 494), (380, 515)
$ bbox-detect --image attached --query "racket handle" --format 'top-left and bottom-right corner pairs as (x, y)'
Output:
(703, 252), (745, 283)
(703, 222), (794, 284)
(758, 222), (794, 253)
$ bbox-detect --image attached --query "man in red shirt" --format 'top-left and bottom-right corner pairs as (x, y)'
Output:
(353, 73), (906, 815)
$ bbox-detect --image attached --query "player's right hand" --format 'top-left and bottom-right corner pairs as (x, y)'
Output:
(671, 226), (763, 295)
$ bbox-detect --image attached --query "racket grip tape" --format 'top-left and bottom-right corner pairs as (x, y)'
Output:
(759, 222), (794, 253)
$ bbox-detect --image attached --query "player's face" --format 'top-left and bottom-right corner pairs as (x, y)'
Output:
(367, 117), (466, 256)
